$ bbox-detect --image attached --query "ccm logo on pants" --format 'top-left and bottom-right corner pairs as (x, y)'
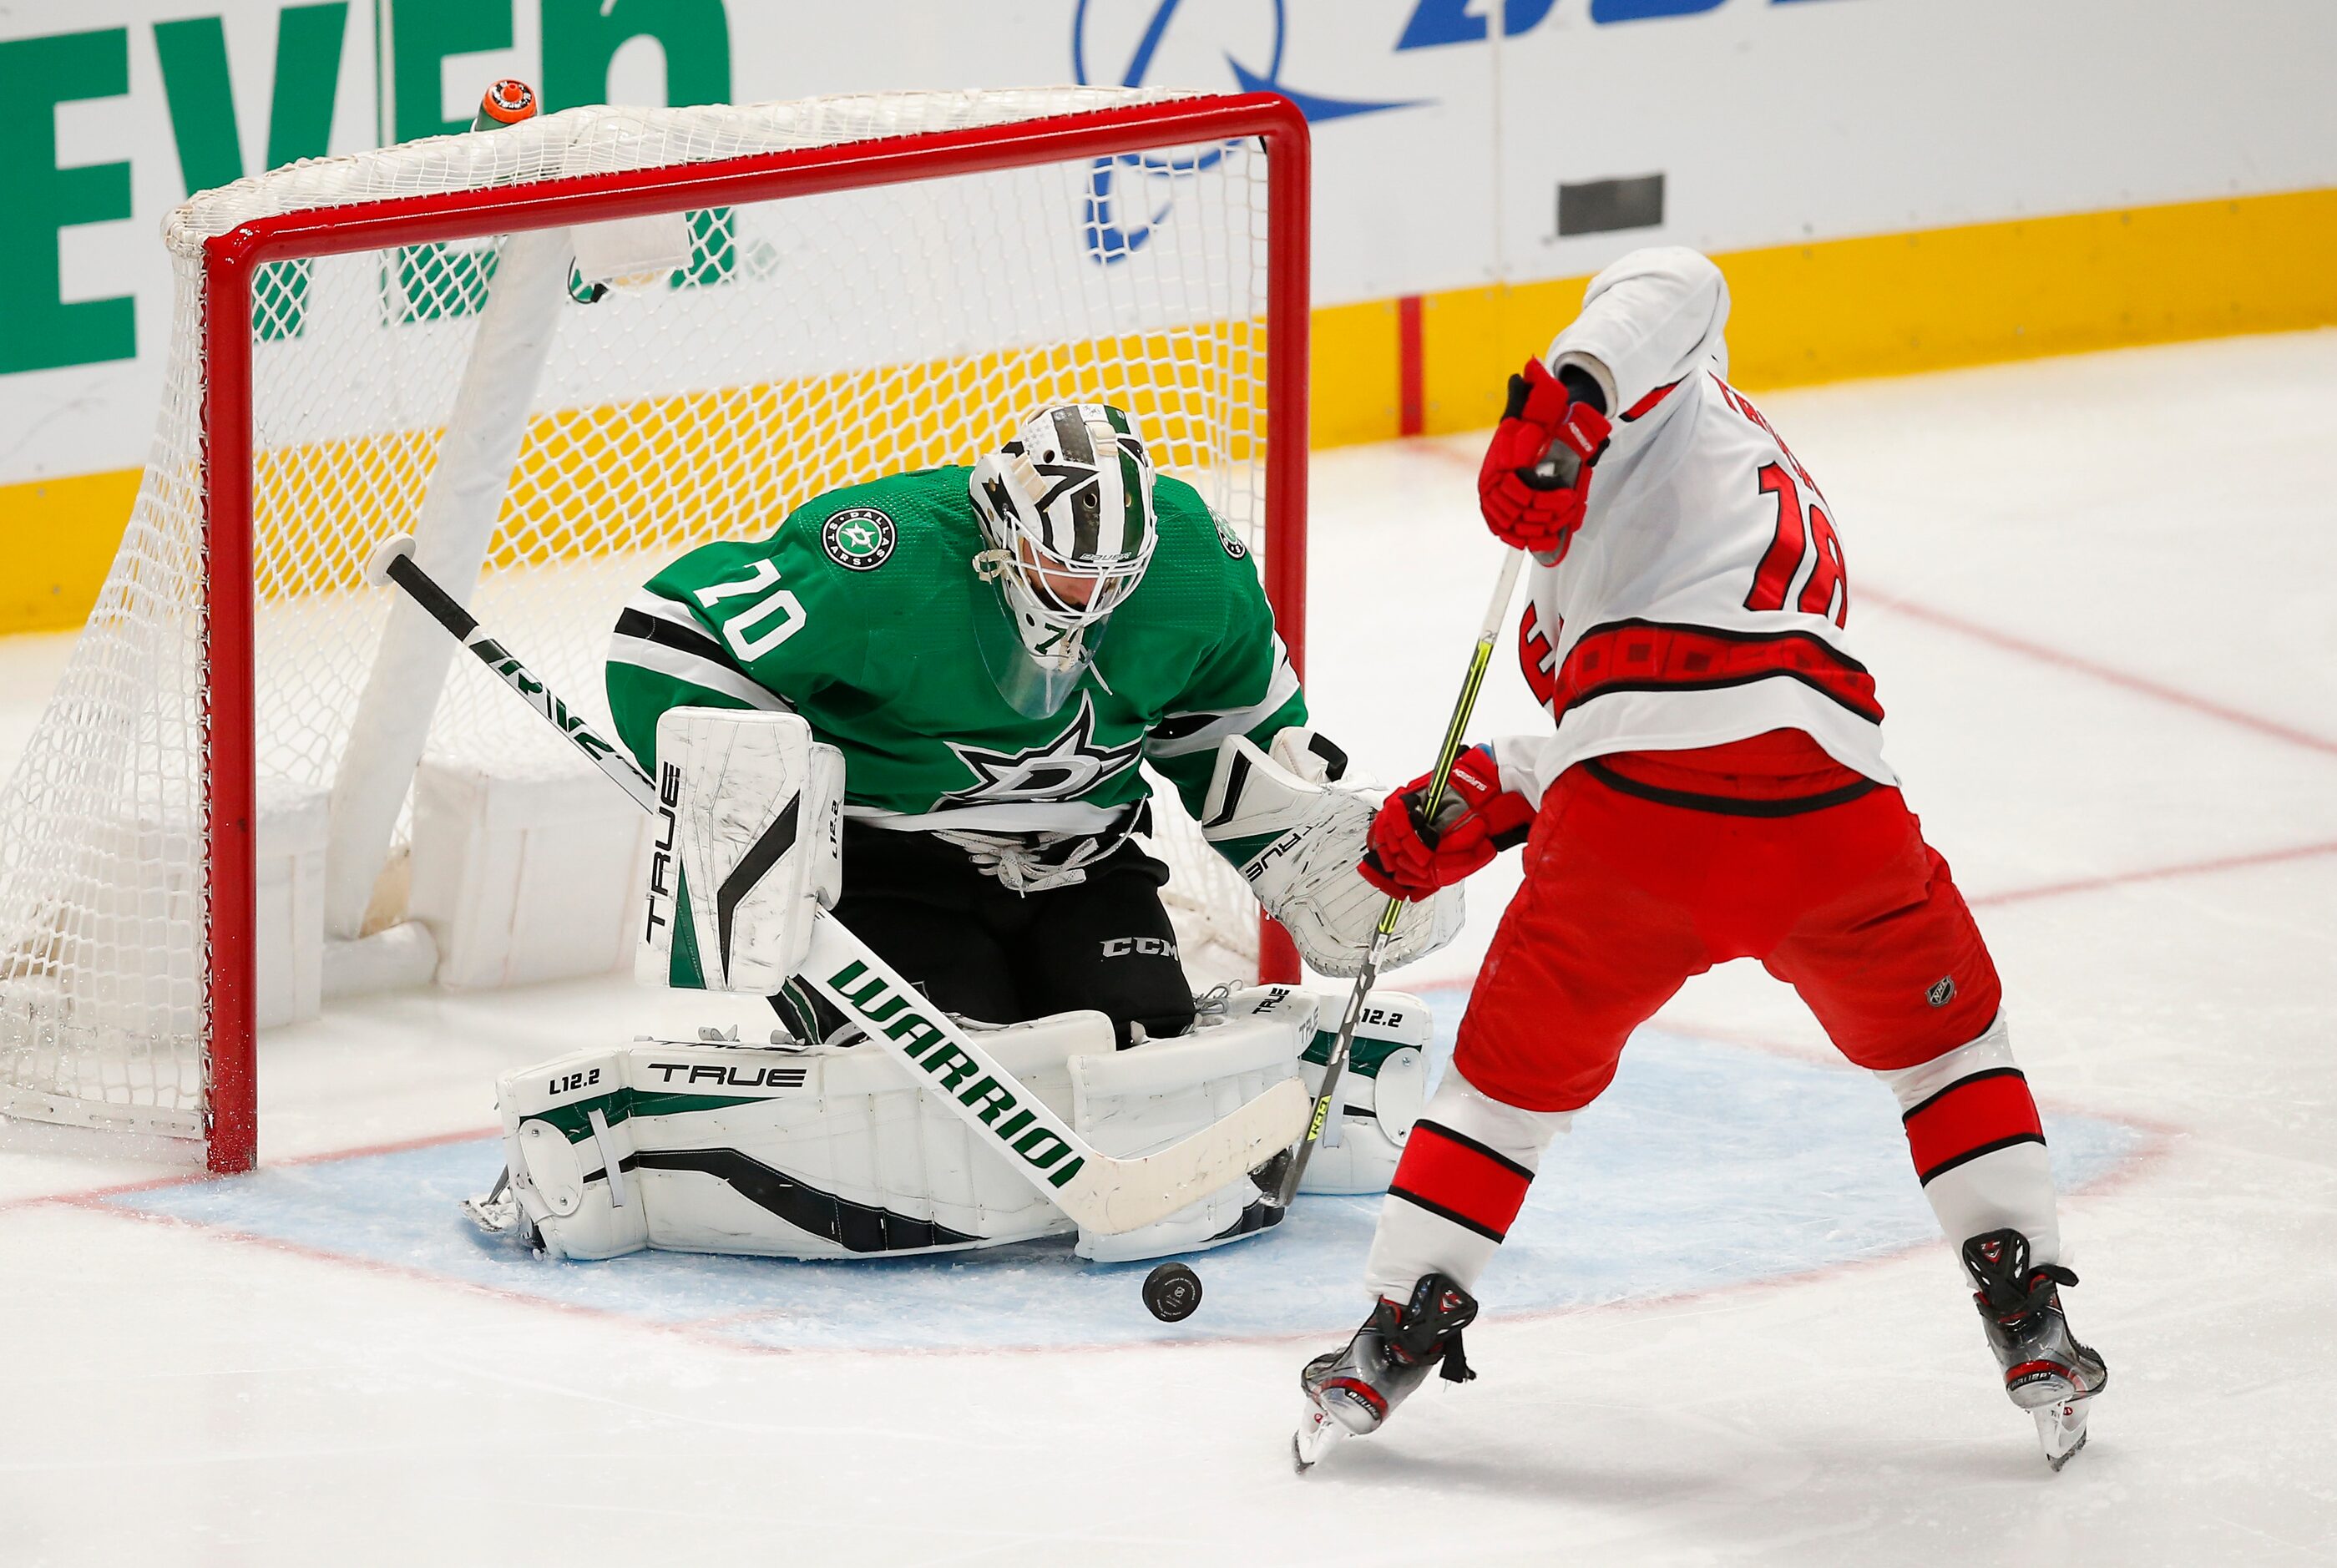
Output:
(1100, 937), (1180, 959)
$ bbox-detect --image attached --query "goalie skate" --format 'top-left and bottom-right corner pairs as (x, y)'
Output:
(1962, 1228), (2109, 1470)
(459, 1166), (540, 1250)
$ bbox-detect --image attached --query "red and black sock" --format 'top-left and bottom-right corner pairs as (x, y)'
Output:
(1901, 1066), (2045, 1186)
(1388, 1119), (1537, 1242)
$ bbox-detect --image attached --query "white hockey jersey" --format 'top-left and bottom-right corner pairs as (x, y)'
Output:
(1489, 246), (1894, 806)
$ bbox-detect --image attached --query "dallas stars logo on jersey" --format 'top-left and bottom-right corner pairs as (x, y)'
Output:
(940, 695), (1143, 806)
(822, 507), (896, 571)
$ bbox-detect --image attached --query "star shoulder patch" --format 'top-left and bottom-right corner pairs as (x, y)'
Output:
(1211, 507), (1248, 559)
(941, 694), (1144, 806)
(822, 507), (896, 571)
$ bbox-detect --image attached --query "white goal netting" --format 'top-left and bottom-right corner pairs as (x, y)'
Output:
(0, 88), (1292, 1159)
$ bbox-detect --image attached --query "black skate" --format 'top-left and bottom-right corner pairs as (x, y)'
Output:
(1293, 1273), (1478, 1472)
(1962, 1229), (2108, 1470)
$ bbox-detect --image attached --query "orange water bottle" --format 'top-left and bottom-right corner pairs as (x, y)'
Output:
(471, 79), (538, 131)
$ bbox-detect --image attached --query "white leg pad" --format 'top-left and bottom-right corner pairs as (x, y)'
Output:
(492, 1014), (1111, 1260)
(502, 1051), (650, 1260)
(1070, 1012), (1303, 1262)
(486, 1003), (1317, 1265)
(1284, 988), (1434, 1196)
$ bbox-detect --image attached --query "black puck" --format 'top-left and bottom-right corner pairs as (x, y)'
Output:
(1142, 1262), (1203, 1323)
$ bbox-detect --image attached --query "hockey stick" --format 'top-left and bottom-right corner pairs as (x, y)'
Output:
(362, 534), (1308, 1235)
(1274, 546), (1525, 1208)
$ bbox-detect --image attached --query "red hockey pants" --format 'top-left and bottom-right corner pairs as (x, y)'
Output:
(1454, 763), (2003, 1114)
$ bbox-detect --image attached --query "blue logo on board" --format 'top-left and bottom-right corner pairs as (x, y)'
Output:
(1070, 0), (1854, 260)
(1071, 0), (1419, 262)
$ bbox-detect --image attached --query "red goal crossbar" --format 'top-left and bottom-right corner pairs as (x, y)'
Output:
(195, 93), (1312, 1172)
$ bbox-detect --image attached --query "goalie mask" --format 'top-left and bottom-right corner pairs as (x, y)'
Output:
(969, 402), (1158, 716)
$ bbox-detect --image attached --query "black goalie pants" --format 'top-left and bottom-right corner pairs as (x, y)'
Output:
(810, 826), (1197, 1047)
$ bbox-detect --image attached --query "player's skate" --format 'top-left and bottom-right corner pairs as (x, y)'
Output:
(1962, 1228), (2107, 1470)
(1293, 1272), (1478, 1473)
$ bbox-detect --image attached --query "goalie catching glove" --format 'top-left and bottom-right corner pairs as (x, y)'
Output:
(1361, 744), (1535, 902)
(1198, 728), (1461, 975)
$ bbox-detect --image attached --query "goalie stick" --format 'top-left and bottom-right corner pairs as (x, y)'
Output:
(1274, 545), (1525, 1208)
(362, 534), (1308, 1235)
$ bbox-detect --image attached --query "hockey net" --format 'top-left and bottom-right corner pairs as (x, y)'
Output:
(0, 88), (1308, 1170)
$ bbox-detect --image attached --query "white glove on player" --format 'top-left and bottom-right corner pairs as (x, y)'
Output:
(639, 707), (844, 992)
(1197, 729), (1463, 977)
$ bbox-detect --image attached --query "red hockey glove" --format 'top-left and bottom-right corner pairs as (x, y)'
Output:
(1360, 745), (1536, 902)
(1477, 357), (1611, 558)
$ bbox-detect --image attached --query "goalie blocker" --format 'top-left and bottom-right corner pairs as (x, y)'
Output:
(638, 706), (846, 992)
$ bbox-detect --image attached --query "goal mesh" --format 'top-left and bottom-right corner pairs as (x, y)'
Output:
(0, 89), (1299, 1161)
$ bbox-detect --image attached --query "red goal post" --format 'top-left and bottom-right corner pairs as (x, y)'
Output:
(179, 92), (1312, 1173)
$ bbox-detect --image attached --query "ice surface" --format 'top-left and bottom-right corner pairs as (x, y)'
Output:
(4, 331), (2336, 1564)
(94, 1002), (2152, 1353)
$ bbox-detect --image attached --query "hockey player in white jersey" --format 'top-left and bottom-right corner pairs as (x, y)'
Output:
(1297, 247), (2107, 1471)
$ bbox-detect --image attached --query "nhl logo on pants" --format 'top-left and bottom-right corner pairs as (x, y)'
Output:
(1926, 976), (1957, 1007)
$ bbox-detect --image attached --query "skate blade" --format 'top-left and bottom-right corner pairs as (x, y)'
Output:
(2034, 1398), (2092, 1471)
(461, 1193), (519, 1235)
(1292, 1408), (1348, 1474)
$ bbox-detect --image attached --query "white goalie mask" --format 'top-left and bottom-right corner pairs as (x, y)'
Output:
(969, 402), (1159, 716)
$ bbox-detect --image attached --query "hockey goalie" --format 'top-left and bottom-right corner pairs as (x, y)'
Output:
(471, 402), (1459, 1266)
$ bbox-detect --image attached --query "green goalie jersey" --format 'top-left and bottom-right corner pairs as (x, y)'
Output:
(605, 467), (1305, 851)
